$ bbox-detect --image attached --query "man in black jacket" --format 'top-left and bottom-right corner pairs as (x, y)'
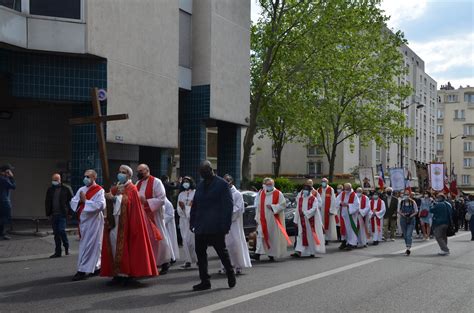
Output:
(45, 173), (73, 258)
(383, 187), (399, 241)
(190, 160), (235, 291)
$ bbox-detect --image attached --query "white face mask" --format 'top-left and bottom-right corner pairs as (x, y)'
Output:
(182, 182), (190, 190)
(357, 192), (362, 198)
(265, 185), (274, 192)
(52, 181), (60, 186)
(373, 195), (379, 200)
(337, 189), (342, 193)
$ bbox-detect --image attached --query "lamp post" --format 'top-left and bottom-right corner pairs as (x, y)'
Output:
(449, 133), (467, 181)
(400, 101), (424, 169)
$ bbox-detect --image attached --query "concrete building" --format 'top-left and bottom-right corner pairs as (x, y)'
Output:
(436, 84), (474, 192)
(250, 44), (437, 188)
(0, 0), (250, 217)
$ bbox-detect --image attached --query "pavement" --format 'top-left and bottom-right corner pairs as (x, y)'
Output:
(0, 230), (473, 313)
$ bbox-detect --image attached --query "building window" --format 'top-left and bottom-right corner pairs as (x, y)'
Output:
(464, 142), (473, 151)
(454, 109), (465, 120)
(464, 124), (474, 136)
(307, 145), (323, 156)
(206, 130), (218, 159)
(437, 110), (444, 119)
(461, 175), (471, 185)
(308, 162), (316, 175)
(437, 125), (443, 135)
(316, 161), (322, 175)
(446, 94), (458, 102)
(30, 0), (81, 20)
(464, 158), (472, 168)
(437, 141), (443, 151)
(0, 0), (21, 11)
(464, 93), (474, 103)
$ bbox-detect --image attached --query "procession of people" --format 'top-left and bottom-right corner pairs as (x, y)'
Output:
(2, 161), (468, 291)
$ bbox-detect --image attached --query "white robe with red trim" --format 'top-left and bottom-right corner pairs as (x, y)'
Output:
(137, 177), (171, 266)
(357, 195), (371, 247)
(70, 185), (105, 274)
(255, 189), (288, 258)
(369, 198), (386, 242)
(317, 187), (338, 241)
(294, 192), (325, 255)
(335, 190), (360, 246)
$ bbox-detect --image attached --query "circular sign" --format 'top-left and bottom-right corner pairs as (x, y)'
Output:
(98, 89), (107, 101)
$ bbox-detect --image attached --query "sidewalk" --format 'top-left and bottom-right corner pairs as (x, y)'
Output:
(0, 220), (79, 263)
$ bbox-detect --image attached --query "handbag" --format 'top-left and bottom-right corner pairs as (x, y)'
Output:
(419, 209), (429, 218)
(466, 212), (472, 221)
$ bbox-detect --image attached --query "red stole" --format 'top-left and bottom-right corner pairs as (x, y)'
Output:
(318, 186), (333, 230)
(259, 189), (292, 249)
(371, 198), (383, 233)
(77, 184), (103, 238)
(136, 176), (162, 241)
(297, 195), (321, 246)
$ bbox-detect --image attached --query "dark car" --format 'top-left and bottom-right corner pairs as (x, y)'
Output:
(241, 190), (297, 238)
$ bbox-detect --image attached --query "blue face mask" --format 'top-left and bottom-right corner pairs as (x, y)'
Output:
(303, 190), (310, 197)
(117, 173), (127, 184)
(321, 182), (327, 188)
(83, 177), (91, 186)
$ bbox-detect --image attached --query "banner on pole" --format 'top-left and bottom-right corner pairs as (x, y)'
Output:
(389, 168), (405, 191)
(429, 162), (445, 192)
(359, 167), (375, 191)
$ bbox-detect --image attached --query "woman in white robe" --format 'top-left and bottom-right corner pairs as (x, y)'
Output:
(177, 177), (197, 268)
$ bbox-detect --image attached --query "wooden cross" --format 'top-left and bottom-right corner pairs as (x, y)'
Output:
(69, 87), (128, 190)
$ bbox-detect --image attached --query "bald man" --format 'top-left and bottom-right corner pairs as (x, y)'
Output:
(45, 173), (73, 258)
(136, 164), (172, 275)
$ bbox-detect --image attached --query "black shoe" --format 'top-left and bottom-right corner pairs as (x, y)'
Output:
(2, 235), (11, 240)
(72, 272), (87, 281)
(325, 240), (329, 245)
(250, 253), (260, 261)
(290, 253), (300, 258)
(227, 271), (236, 288)
(65, 247), (69, 256)
(88, 269), (101, 277)
(170, 259), (176, 264)
(192, 281), (211, 291)
(106, 276), (124, 286)
(406, 249), (411, 256)
(373, 241), (379, 246)
(338, 241), (347, 250)
(268, 256), (275, 262)
(344, 245), (353, 251)
(159, 263), (170, 275)
(49, 253), (61, 258)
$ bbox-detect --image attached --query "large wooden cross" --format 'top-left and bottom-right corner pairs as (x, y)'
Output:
(69, 87), (128, 190)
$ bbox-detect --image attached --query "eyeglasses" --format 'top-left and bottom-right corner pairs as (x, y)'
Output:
(84, 176), (90, 178)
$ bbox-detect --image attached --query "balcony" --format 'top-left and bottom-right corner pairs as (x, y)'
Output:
(0, 0), (86, 54)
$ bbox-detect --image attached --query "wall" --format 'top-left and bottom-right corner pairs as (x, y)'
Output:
(86, 0), (179, 148)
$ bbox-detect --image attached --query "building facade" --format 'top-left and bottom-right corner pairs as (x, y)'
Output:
(436, 84), (474, 191)
(250, 44), (437, 188)
(0, 0), (250, 217)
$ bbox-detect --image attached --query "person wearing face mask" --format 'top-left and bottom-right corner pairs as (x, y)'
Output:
(335, 183), (360, 250)
(69, 170), (105, 281)
(316, 178), (337, 244)
(218, 174), (252, 275)
(45, 173), (73, 258)
(190, 161), (235, 291)
(397, 191), (418, 256)
(430, 193), (454, 255)
(136, 164), (171, 275)
(177, 176), (198, 269)
(253, 177), (291, 262)
(419, 191), (434, 240)
(292, 179), (325, 257)
(369, 191), (386, 245)
(101, 165), (158, 285)
(356, 188), (370, 248)
(383, 187), (399, 242)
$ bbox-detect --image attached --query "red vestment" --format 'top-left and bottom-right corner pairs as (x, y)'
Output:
(100, 183), (158, 277)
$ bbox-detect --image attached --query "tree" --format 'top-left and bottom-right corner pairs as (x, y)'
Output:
(297, 0), (413, 181)
(242, 0), (320, 187)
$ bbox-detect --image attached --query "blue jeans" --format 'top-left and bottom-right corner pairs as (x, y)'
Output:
(0, 201), (12, 236)
(400, 216), (415, 248)
(51, 215), (69, 254)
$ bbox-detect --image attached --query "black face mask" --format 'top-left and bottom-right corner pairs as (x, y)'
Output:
(137, 173), (145, 180)
(387, 192), (392, 196)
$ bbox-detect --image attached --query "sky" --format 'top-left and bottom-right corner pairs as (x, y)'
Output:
(250, 0), (474, 89)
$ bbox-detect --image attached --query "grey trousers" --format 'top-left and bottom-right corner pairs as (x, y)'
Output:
(433, 224), (449, 252)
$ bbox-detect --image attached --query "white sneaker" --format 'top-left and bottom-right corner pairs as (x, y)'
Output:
(438, 251), (449, 256)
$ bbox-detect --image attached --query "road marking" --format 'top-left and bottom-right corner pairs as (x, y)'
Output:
(190, 231), (471, 313)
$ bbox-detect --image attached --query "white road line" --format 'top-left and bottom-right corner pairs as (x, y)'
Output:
(190, 232), (471, 313)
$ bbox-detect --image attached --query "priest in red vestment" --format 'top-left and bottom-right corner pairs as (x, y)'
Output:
(101, 165), (158, 285)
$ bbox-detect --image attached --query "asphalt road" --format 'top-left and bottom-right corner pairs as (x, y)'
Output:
(0, 231), (473, 313)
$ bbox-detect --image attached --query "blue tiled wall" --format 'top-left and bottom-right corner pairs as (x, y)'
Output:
(138, 146), (170, 179)
(179, 85), (210, 181)
(0, 48), (107, 192)
(217, 123), (242, 187)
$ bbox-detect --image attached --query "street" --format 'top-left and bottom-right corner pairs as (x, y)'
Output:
(1, 231), (473, 313)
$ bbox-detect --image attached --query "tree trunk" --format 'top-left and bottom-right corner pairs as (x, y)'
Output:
(274, 143), (284, 177)
(241, 100), (259, 189)
(327, 141), (338, 182)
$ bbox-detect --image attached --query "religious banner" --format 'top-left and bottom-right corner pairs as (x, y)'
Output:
(429, 162), (445, 192)
(415, 161), (429, 193)
(389, 167), (405, 191)
(359, 167), (375, 191)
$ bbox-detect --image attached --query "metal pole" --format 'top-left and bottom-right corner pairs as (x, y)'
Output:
(449, 132), (452, 182)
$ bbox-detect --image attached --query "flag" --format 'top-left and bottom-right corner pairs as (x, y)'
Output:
(450, 165), (458, 197)
(405, 169), (412, 195)
(443, 173), (450, 194)
(377, 164), (385, 190)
